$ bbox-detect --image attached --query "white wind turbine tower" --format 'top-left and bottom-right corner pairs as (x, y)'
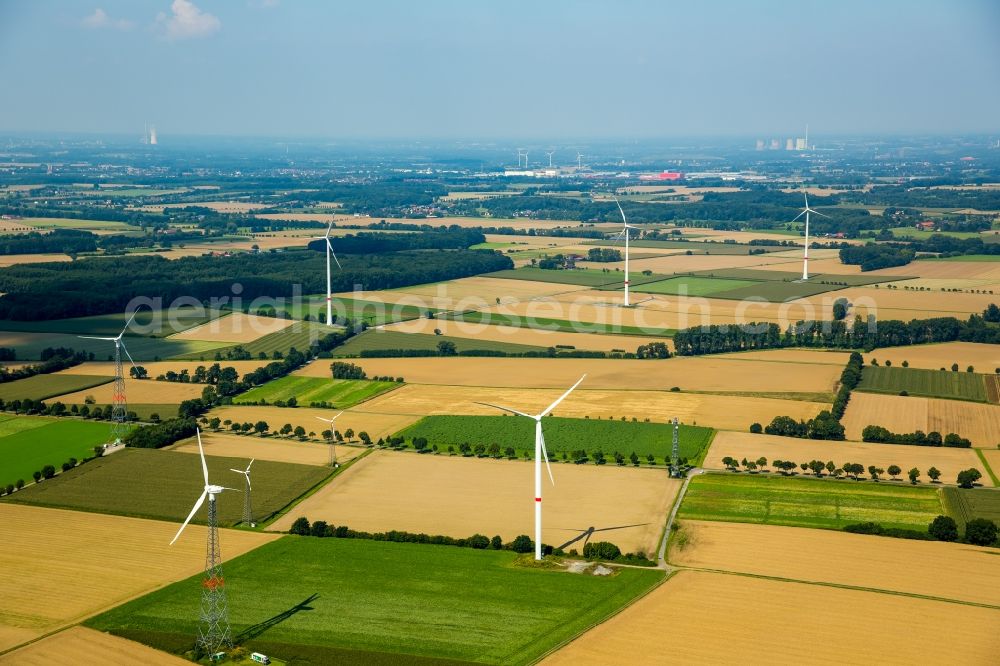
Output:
(516, 149), (525, 167)
(477, 375), (586, 561)
(229, 458), (255, 527)
(78, 309), (143, 445)
(790, 193), (830, 281)
(315, 412), (344, 466)
(545, 151), (554, 168)
(313, 222), (342, 326)
(611, 196), (639, 307)
(576, 152), (584, 168)
(171, 429), (238, 654)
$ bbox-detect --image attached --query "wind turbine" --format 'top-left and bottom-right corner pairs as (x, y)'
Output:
(545, 151), (554, 168)
(170, 429), (237, 653)
(516, 149), (525, 168)
(313, 221), (342, 326)
(78, 308), (143, 445)
(477, 375), (586, 561)
(790, 193), (830, 281)
(576, 152), (583, 169)
(315, 412), (344, 466)
(229, 458), (255, 527)
(611, 196), (639, 307)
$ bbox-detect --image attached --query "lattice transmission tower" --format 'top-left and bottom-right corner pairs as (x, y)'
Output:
(199, 494), (233, 655)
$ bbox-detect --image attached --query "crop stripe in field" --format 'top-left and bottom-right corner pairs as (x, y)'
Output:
(974, 449), (1000, 487)
(677, 568), (1000, 612)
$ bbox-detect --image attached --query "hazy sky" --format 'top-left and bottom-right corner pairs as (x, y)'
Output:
(1, 0), (998, 138)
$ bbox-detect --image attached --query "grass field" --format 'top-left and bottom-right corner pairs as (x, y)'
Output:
(0, 331), (227, 362)
(941, 486), (1000, 529)
(0, 373), (113, 401)
(671, 520), (1000, 607)
(583, 239), (785, 254)
(0, 504), (275, 654)
(630, 276), (759, 297)
(678, 473), (945, 531)
(17, 217), (135, 231)
(331, 329), (547, 356)
(857, 366), (991, 402)
(0, 417), (115, 489)
(291, 296), (437, 326)
(234, 376), (399, 407)
(170, 431), (367, 467)
(0, 308), (218, 337)
(271, 450), (681, 556)
(86, 536), (663, 665)
(397, 415), (714, 462)
(486, 267), (624, 287)
(688, 268), (891, 286)
(5, 448), (332, 527)
(542, 570), (1000, 665)
(441, 309), (675, 337)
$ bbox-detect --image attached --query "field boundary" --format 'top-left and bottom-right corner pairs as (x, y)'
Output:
(975, 449), (1000, 486)
(527, 569), (672, 665)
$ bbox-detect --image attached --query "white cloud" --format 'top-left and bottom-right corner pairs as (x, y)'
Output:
(156, 0), (221, 41)
(81, 8), (134, 31)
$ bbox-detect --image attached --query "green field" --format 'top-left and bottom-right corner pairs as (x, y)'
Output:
(288, 296), (438, 327)
(0, 373), (113, 401)
(687, 268), (897, 286)
(678, 473), (946, 531)
(4, 448), (332, 527)
(397, 415), (715, 463)
(631, 276), (759, 297)
(0, 417), (114, 489)
(235, 376), (399, 407)
(888, 226), (986, 240)
(0, 307), (219, 337)
(583, 239), (785, 254)
(443, 310), (674, 338)
(18, 217), (135, 230)
(941, 486), (1000, 529)
(332, 329), (547, 357)
(921, 254), (1000, 262)
(857, 366), (989, 402)
(0, 331), (227, 361)
(86, 536), (663, 665)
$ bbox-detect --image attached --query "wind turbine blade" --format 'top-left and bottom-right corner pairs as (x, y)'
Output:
(325, 221), (334, 239)
(789, 210), (806, 224)
(77, 336), (115, 341)
(220, 486), (241, 492)
(247, 458), (254, 470)
(539, 428), (555, 486)
(539, 374), (586, 418)
(197, 429), (209, 486)
(330, 411), (344, 422)
(316, 416), (332, 423)
(229, 468), (244, 473)
(612, 196), (627, 225)
(811, 209), (832, 219)
(119, 340), (139, 371)
(170, 489), (207, 545)
(474, 401), (532, 419)
(326, 238), (342, 270)
(119, 308), (141, 338)
(803, 193), (809, 210)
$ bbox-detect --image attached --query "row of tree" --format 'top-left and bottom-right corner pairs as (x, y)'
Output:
(720, 456), (981, 486)
(672, 308), (1000, 356)
(861, 426), (972, 448)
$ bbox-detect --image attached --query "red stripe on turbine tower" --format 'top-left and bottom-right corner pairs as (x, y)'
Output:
(535, 497), (541, 502)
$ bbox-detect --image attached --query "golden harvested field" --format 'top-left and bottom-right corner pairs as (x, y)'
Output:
(0, 504), (275, 653)
(980, 449), (1000, 478)
(671, 520), (1000, 606)
(705, 431), (989, 485)
(353, 384), (826, 431)
(380, 318), (668, 353)
(169, 431), (365, 467)
(206, 405), (419, 442)
(875, 259), (1000, 281)
(57, 360), (268, 378)
(542, 571), (1000, 666)
(716, 348), (850, 365)
(483, 233), (611, 248)
(269, 450), (679, 556)
(0, 626), (188, 665)
(314, 356), (840, 394)
(0, 253), (71, 267)
(390, 276), (589, 304)
(257, 214), (584, 230)
(54, 376), (205, 404)
(829, 286), (997, 320)
(0, 219), (40, 233)
(159, 201), (267, 213)
(864, 342), (1000, 372)
(168, 312), (294, 343)
(841, 392), (1000, 447)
